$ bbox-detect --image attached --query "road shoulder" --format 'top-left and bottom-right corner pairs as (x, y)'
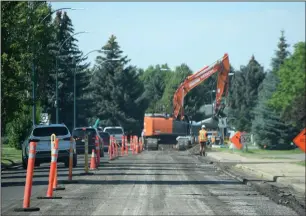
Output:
(188, 146), (305, 216)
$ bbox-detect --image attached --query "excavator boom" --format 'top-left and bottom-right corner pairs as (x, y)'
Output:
(173, 53), (230, 119)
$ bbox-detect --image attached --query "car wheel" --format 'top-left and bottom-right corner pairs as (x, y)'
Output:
(73, 154), (77, 167)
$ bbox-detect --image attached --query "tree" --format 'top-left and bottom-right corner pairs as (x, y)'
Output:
(51, 11), (89, 130)
(1, 1), (56, 146)
(252, 31), (293, 148)
(271, 30), (290, 73)
(227, 56), (266, 132)
(269, 42), (306, 129)
(139, 65), (168, 113)
(90, 35), (144, 134)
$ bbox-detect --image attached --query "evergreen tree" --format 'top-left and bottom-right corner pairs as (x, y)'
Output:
(90, 35), (144, 133)
(271, 30), (290, 73)
(227, 56), (265, 132)
(252, 31), (292, 148)
(51, 11), (89, 130)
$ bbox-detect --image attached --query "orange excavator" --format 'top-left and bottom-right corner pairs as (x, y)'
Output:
(143, 53), (230, 150)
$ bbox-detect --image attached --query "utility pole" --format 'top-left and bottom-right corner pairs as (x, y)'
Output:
(73, 57), (77, 129)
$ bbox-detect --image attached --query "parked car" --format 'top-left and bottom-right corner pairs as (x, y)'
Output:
(21, 124), (77, 170)
(103, 126), (125, 146)
(72, 127), (104, 157)
(99, 131), (110, 152)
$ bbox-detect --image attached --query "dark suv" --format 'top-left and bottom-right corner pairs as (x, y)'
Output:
(99, 131), (110, 152)
(72, 127), (104, 157)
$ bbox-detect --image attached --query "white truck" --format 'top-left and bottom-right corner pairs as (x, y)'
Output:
(103, 126), (125, 146)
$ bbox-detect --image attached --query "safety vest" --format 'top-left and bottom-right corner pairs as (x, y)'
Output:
(199, 129), (207, 142)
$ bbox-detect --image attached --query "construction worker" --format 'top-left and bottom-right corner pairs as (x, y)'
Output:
(199, 125), (208, 156)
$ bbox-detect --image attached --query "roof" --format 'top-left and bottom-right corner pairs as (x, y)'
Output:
(34, 123), (67, 128)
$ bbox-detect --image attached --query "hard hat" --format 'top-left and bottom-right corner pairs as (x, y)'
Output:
(202, 125), (206, 128)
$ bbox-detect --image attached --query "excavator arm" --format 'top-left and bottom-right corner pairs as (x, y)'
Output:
(172, 53), (230, 120)
(214, 55), (231, 116)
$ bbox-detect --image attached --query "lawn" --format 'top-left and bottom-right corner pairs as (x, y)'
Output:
(1, 145), (22, 166)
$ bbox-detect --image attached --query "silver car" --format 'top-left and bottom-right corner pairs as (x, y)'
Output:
(21, 124), (77, 169)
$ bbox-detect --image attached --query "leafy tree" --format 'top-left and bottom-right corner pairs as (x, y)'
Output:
(1, 1), (54, 142)
(139, 65), (168, 113)
(269, 42), (306, 129)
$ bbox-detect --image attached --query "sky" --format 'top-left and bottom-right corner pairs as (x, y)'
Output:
(51, 2), (305, 72)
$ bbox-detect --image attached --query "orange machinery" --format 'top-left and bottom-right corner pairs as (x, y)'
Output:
(143, 54), (230, 148)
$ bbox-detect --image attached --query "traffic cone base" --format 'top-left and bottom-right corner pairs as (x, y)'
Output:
(14, 207), (40, 212)
(37, 196), (62, 199)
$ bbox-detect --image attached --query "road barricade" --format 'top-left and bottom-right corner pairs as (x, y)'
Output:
(14, 141), (40, 212)
(37, 135), (63, 199)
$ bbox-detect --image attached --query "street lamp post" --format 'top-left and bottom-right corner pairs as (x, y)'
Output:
(72, 49), (99, 129)
(55, 31), (89, 124)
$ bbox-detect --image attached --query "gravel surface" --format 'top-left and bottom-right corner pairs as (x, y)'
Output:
(1, 149), (300, 216)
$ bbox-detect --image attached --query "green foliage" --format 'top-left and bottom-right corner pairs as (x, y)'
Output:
(5, 103), (42, 149)
(89, 35), (145, 134)
(269, 42), (306, 129)
(228, 56), (266, 132)
(251, 31), (296, 148)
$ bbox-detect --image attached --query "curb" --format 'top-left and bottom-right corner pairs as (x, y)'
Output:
(1, 162), (22, 171)
(235, 164), (306, 192)
(235, 164), (276, 181)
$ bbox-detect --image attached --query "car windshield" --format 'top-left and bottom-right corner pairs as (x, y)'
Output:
(99, 132), (110, 138)
(33, 127), (69, 137)
(73, 128), (96, 138)
(104, 128), (123, 135)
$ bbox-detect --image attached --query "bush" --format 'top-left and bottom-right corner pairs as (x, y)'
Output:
(5, 104), (42, 149)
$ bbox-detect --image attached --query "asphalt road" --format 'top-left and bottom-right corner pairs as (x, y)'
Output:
(1, 149), (300, 215)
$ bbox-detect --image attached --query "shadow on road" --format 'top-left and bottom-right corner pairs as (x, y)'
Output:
(1, 178), (243, 187)
(1, 172), (181, 179)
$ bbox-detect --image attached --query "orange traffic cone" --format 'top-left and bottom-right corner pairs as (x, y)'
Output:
(90, 149), (97, 170)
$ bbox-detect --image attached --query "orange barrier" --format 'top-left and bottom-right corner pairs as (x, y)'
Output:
(121, 135), (125, 156)
(132, 136), (135, 155)
(61, 137), (78, 184)
(125, 136), (128, 155)
(95, 135), (100, 166)
(90, 149), (97, 170)
(130, 135), (133, 151)
(52, 138), (65, 191)
(135, 136), (139, 154)
(115, 139), (118, 157)
(37, 137), (62, 199)
(108, 138), (113, 160)
(14, 141), (40, 212)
